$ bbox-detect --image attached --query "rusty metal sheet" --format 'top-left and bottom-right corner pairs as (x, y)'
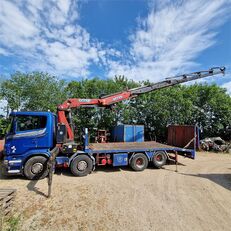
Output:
(167, 125), (199, 149)
(89, 141), (175, 151)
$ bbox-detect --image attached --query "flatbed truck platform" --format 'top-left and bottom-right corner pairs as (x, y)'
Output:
(54, 136), (195, 178)
(89, 141), (195, 158)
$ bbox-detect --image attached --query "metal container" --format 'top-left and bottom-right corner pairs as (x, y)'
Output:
(111, 125), (144, 142)
(167, 125), (200, 149)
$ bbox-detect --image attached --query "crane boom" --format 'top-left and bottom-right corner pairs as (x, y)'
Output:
(103, 66), (225, 97)
(58, 66), (225, 140)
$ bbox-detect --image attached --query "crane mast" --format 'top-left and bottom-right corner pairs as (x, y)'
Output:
(58, 66), (225, 140)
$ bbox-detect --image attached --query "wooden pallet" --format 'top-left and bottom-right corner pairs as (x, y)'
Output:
(0, 188), (16, 216)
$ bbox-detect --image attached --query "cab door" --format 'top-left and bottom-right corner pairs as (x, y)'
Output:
(5, 114), (51, 156)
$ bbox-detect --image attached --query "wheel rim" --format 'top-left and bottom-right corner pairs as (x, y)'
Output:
(136, 157), (145, 168)
(77, 160), (88, 171)
(31, 163), (43, 174)
(155, 154), (163, 162)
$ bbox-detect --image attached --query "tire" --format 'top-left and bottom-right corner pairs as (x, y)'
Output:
(24, 156), (48, 180)
(130, 153), (148, 171)
(70, 155), (93, 177)
(152, 151), (167, 168)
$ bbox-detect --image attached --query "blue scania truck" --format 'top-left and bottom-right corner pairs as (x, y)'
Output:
(2, 67), (225, 179)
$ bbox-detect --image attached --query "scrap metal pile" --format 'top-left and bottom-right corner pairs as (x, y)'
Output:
(200, 137), (231, 153)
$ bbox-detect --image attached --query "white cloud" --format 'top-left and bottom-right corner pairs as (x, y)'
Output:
(0, 0), (38, 48)
(0, 100), (7, 116)
(0, 0), (230, 81)
(107, 0), (230, 82)
(0, 0), (104, 78)
(0, 47), (8, 55)
(222, 81), (231, 94)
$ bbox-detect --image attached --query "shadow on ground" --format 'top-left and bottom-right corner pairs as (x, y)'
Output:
(55, 160), (186, 177)
(0, 159), (186, 179)
(1, 159), (187, 197)
(0, 161), (48, 198)
(181, 172), (231, 191)
(27, 180), (48, 198)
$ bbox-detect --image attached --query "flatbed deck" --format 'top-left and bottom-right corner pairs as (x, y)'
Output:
(89, 141), (195, 158)
(89, 141), (174, 150)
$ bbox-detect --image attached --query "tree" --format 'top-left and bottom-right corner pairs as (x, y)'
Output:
(125, 85), (193, 141)
(0, 116), (9, 138)
(1, 72), (230, 141)
(66, 77), (138, 141)
(0, 72), (67, 113)
(185, 84), (231, 139)
(127, 84), (231, 141)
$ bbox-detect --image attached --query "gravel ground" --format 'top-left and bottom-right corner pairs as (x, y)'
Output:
(1, 152), (231, 231)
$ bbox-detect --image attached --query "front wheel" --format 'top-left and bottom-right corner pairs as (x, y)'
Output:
(24, 156), (48, 180)
(70, 155), (93, 177)
(130, 153), (148, 171)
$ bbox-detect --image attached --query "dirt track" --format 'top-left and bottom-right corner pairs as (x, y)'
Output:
(1, 152), (231, 231)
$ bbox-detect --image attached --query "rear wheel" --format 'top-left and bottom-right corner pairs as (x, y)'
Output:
(24, 156), (48, 180)
(130, 153), (148, 171)
(152, 151), (167, 168)
(70, 155), (93, 177)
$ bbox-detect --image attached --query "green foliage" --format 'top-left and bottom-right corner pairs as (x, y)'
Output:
(129, 85), (194, 141)
(66, 78), (231, 141)
(129, 84), (231, 141)
(185, 84), (231, 139)
(0, 72), (230, 141)
(0, 116), (10, 138)
(66, 76), (138, 141)
(0, 72), (67, 113)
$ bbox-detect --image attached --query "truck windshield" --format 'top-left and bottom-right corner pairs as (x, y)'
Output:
(16, 115), (47, 132)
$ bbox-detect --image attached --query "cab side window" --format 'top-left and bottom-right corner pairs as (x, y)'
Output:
(16, 116), (47, 132)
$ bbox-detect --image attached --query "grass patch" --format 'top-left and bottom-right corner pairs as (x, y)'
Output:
(3, 215), (21, 231)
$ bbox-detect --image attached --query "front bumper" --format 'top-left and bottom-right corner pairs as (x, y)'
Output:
(1, 158), (22, 176)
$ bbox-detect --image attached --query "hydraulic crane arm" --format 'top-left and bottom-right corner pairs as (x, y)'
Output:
(100, 66), (225, 98)
(58, 66), (225, 140)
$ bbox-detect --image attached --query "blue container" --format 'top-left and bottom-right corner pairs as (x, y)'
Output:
(111, 125), (144, 142)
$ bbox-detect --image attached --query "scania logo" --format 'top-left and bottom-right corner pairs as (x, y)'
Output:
(11, 146), (16, 153)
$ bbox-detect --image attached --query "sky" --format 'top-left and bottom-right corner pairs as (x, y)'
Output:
(0, 0), (231, 93)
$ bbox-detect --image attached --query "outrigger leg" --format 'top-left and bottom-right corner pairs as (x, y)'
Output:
(47, 147), (59, 198)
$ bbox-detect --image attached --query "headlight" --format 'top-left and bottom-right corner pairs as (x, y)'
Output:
(3, 159), (9, 165)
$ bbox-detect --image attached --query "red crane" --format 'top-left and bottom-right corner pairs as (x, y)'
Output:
(57, 67), (225, 141)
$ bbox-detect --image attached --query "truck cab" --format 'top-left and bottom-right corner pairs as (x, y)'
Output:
(3, 111), (56, 179)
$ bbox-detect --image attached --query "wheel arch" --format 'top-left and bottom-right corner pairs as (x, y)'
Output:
(22, 152), (50, 169)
